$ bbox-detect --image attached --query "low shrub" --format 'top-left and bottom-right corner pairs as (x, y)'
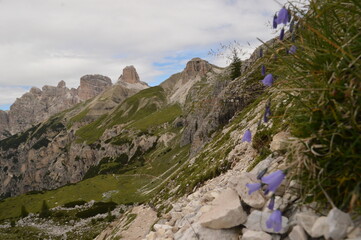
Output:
(75, 201), (117, 219)
(63, 200), (87, 208)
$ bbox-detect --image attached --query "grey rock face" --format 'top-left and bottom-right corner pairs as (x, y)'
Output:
(182, 58), (213, 79)
(118, 65), (140, 84)
(78, 74), (112, 101)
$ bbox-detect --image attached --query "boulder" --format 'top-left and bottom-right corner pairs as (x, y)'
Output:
(325, 208), (353, 240)
(289, 225), (307, 240)
(228, 173), (266, 209)
(199, 188), (247, 229)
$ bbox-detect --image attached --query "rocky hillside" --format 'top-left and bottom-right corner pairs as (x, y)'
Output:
(0, 0), (359, 238)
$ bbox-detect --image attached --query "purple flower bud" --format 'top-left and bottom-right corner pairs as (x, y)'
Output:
(259, 48), (263, 57)
(268, 195), (275, 210)
(276, 7), (289, 25)
(288, 45), (297, 54)
(242, 129), (252, 142)
(261, 170), (285, 193)
(279, 28), (285, 41)
(273, 14), (278, 29)
(266, 210), (282, 232)
(262, 74), (274, 87)
(246, 183), (262, 195)
(257, 167), (268, 180)
(261, 65), (266, 76)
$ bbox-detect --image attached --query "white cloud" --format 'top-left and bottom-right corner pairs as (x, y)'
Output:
(0, 0), (290, 107)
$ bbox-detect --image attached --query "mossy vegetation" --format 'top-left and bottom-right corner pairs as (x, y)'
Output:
(130, 104), (182, 130)
(67, 108), (90, 128)
(75, 114), (107, 144)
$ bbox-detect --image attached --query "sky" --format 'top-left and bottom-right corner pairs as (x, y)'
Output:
(0, 0), (289, 110)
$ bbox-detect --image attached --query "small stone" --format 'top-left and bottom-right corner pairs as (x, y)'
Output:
(154, 224), (173, 232)
(325, 208), (353, 240)
(145, 231), (157, 240)
(172, 203), (182, 212)
(199, 188), (247, 229)
(347, 226), (361, 239)
(172, 226), (179, 233)
(310, 216), (328, 238)
(244, 210), (289, 234)
(242, 230), (272, 240)
(289, 225), (307, 240)
(296, 212), (318, 236)
(270, 131), (292, 151)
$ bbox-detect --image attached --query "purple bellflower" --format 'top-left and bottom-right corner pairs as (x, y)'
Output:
(289, 45), (297, 54)
(262, 74), (274, 87)
(261, 65), (266, 76)
(266, 210), (282, 232)
(264, 101), (271, 123)
(279, 28), (285, 41)
(273, 14), (278, 29)
(242, 129), (252, 142)
(259, 48), (263, 58)
(246, 183), (262, 195)
(261, 170), (285, 193)
(268, 195), (275, 210)
(276, 7), (289, 25)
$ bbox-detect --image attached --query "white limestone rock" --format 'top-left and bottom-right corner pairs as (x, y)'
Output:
(310, 216), (328, 238)
(228, 172), (266, 209)
(242, 230), (272, 240)
(244, 210), (289, 234)
(174, 222), (238, 240)
(347, 226), (361, 239)
(289, 225), (307, 240)
(269, 131), (292, 151)
(199, 188), (247, 229)
(296, 212), (318, 236)
(325, 208), (353, 240)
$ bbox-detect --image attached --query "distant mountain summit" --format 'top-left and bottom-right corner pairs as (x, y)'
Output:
(116, 65), (149, 90)
(161, 57), (222, 104)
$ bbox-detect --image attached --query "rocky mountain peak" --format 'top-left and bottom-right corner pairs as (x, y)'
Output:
(57, 80), (66, 88)
(78, 74), (112, 101)
(116, 65), (149, 90)
(183, 57), (212, 79)
(118, 65), (141, 84)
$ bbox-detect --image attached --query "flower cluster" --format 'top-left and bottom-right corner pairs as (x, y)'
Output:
(241, 5), (296, 233)
(245, 170), (286, 232)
